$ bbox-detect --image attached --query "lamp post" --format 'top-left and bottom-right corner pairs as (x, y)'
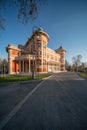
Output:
(32, 26), (40, 79)
(32, 34), (35, 79)
(3, 63), (5, 77)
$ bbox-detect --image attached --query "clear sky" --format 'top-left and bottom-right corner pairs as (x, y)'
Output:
(0, 0), (87, 64)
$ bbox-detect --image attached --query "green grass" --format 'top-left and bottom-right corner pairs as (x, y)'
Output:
(35, 73), (52, 79)
(0, 73), (52, 83)
(80, 72), (87, 78)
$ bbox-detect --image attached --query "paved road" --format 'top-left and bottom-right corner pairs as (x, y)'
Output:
(0, 72), (87, 130)
(0, 80), (42, 123)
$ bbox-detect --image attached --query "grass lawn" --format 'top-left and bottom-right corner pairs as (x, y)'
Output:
(0, 73), (52, 83)
(80, 72), (87, 78)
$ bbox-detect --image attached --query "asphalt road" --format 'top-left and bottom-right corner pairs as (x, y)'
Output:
(0, 72), (87, 130)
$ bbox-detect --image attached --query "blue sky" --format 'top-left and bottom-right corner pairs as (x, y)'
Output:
(0, 0), (87, 64)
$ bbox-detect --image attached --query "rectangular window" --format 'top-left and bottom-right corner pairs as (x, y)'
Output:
(37, 51), (42, 56)
(43, 44), (47, 48)
(55, 57), (57, 61)
(43, 51), (46, 56)
(37, 43), (41, 48)
(43, 60), (46, 65)
(37, 60), (41, 65)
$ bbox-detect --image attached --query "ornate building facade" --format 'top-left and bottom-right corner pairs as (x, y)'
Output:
(6, 28), (66, 74)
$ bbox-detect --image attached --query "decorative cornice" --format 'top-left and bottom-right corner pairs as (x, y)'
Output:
(6, 44), (20, 52)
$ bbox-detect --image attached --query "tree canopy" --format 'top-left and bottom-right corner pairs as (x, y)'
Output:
(0, 0), (46, 30)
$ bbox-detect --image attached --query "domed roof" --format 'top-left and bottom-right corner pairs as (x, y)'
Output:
(55, 46), (66, 52)
(25, 27), (50, 46)
(33, 27), (50, 41)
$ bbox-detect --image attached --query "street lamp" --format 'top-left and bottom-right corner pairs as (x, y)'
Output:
(32, 26), (40, 79)
(3, 63), (5, 77)
(32, 35), (35, 79)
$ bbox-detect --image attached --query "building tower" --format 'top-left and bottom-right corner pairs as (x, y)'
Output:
(57, 46), (66, 71)
(55, 46), (66, 71)
(25, 27), (50, 73)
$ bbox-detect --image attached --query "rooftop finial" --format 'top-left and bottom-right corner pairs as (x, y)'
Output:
(38, 27), (43, 31)
(59, 46), (63, 50)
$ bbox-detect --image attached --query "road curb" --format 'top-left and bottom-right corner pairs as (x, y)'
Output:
(42, 74), (53, 80)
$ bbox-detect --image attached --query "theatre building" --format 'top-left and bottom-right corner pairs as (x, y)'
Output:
(6, 28), (66, 74)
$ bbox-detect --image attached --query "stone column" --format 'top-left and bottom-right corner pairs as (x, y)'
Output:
(29, 59), (30, 74)
(23, 60), (24, 73)
(19, 59), (21, 74)
(25, 60), (27, 73)
(8, 49), (12, 74)
(41, 42), (43, 72)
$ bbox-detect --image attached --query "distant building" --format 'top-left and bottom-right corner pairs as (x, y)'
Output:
(6, 28), (66, 74)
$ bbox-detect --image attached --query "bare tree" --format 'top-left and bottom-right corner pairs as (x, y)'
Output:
(0, 0), (47, 30)
(65, 60), (70, 71)
(0, 57), (8, 74)
(0, 18), (5, 30)
(72, 55), (82, 72)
